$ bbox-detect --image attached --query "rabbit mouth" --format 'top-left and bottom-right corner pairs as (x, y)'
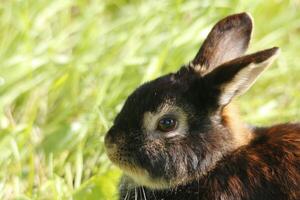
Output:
(105, 144), (139, 172)
(120, 163), (171, 189)
(105, 146), (172, 188)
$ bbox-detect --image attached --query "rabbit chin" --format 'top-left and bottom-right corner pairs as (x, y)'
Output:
(113, 161), (180, 189)
(124, 169), (170, 189)
(115, 164), (168, 189)
(119, 162), (201, 189)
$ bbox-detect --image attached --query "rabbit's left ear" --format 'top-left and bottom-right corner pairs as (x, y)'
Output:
(191, 13), (253, 74)
(204, 47), (279, 106)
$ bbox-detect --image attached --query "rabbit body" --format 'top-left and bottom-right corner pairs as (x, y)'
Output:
(119, 123), (300, 200)
(105, 13), (300, 200)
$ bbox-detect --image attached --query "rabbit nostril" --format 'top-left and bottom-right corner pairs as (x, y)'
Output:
(104, 128), (121, 152)
(105, 142), (118, 155)
(105, 136), (118, 155)
(104, 133), (114, 148)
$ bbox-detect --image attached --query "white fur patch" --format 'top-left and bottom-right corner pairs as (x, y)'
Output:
(220, 52), (279, 105)
(143, 103), (188, 138)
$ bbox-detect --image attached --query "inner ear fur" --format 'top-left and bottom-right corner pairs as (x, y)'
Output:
(191, 12), (253, 74)
(204, 47), (280, 106)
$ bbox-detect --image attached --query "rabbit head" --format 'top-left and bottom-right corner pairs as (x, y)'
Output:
(104, 13), (279, 189)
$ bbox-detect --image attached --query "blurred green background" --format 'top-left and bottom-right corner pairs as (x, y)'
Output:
(0, 0), (299, 199)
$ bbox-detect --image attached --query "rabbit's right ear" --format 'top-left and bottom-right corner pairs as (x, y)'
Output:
(204, 47), (279, 106)
(191, 13), (253, 74)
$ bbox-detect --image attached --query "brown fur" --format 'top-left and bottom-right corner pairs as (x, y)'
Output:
(104, 13), (300, 200)
(222, 103), (253, 147)
(118, 117), (300, 200)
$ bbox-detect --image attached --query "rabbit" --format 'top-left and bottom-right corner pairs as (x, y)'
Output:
(104, 12), (300, 200)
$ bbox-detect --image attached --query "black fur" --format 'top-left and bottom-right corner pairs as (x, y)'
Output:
(104, 13), (300, 200)
(118, 124), (300, 200)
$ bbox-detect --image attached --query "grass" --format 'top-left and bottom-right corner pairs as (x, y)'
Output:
(0, 0), (299, 199)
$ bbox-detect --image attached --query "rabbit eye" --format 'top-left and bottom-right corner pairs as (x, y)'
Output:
(157, 116), (178, 132)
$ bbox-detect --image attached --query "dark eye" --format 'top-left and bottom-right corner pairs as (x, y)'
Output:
(157, 116), (178, 132)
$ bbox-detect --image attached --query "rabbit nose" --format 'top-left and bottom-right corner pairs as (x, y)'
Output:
(104, 127), (119, 151)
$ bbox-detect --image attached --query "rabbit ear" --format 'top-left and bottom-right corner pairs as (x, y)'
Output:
(191, 13), (253, 74)
(205, 47), (279, 106)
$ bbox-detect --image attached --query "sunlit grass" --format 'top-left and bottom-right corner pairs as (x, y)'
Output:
(0, 0), (299, 199)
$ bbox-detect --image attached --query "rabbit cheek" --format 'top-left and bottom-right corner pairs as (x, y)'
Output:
(116, 140), (172, 188)
(138, 139), (198, 187)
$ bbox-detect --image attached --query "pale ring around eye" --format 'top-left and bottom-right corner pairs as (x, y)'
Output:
(157, 116), (178, 132)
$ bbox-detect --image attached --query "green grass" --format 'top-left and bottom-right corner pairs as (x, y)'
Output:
(0, 0), (299, 199)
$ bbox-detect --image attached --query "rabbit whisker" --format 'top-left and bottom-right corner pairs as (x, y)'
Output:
(134, 187), (137, 200)
(151, 190), (158, 200)
(123, 190), (129, 200)
(142, 186), (147, 200)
